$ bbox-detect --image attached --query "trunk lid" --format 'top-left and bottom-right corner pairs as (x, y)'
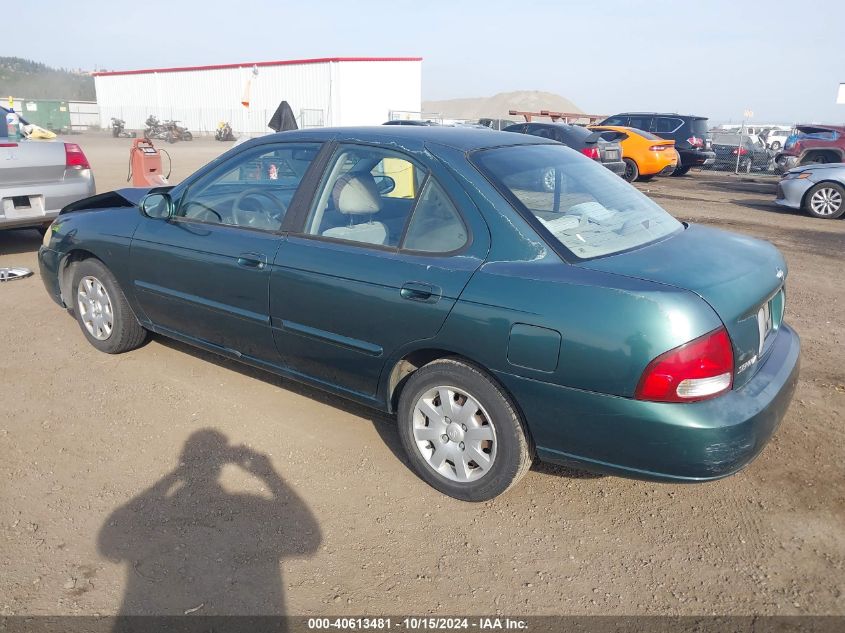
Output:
(0, 139), (67, 186)
(581, 224), (787, 388)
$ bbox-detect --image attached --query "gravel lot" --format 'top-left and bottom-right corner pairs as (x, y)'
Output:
(1, 134), (843, 617)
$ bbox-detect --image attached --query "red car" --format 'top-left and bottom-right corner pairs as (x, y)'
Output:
(776, 124), (845, 171)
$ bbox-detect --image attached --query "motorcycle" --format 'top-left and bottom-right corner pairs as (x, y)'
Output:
(111, 117), (136, 138)
(144, 115), (168, 140)
(163, 120), (193, 143)
(215, 121), (235, 141)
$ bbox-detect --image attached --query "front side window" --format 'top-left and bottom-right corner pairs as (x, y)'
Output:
(304, 146), (426, 247)
(177, 143), (320, 232)
(472, 144), (682, 260)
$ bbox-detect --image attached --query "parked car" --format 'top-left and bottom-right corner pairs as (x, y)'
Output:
(775, 124), (845, 172)
(1, 106), (96, 232)
(776, 163), (845, 219)
(599, 113), (715, 176)
(504, 121), (625, 179)
(761, 128), (792, 151)
(711, 133), (773, 172)
(39, 127), (800, 501)
(588, 125), (677, 182)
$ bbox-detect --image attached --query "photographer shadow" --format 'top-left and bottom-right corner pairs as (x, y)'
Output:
(98, 428), (320, 617)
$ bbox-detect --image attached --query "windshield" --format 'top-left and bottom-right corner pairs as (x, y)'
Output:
(690, 118), (710, 137)
(472, 144), (682, 259)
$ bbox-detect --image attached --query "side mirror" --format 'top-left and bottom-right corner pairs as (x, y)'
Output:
(373, 175), (396, 195)
(140, 192), (172, 219)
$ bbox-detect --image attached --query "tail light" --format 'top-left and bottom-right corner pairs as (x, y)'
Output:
(649, 145), (668, 151)
(64, 143), (91, 170)
(581, 146), (600, 160)
(635, 327), (734, 403)
(731, 147), (749, 156)
(686, 136), (704, 148)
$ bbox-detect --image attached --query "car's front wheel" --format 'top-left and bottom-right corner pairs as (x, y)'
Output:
(397, 358), (533, 501)
(804, 182), (845, 219)
(72, 259), (148, 353)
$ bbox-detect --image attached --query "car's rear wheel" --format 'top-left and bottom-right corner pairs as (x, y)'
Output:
(770, 141), (781, 151)
(671, 165), (691, 176)
(804, 182), (845, 219)
(72, 259), (148, 353)
(397, 358), (533, 501)
(622, 158), (639, 182)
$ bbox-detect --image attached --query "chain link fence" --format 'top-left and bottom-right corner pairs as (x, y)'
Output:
(705, 124), (796, 175)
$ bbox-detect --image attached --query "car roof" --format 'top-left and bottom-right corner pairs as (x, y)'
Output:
(241, 126), (550, 152)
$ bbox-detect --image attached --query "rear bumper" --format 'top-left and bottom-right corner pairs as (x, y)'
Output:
(678, 149), (716, 167)
(498, 323), (800, 482)
(0, 171), (95, 230)
(602, 160), (626, 176)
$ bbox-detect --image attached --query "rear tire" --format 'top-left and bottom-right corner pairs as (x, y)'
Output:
(770, 141), (781, 151)
(397, 358), (533, 501)
(71, 259), (148, 354)
(803, 182), (845, 219)
(671, 165), (691, 176)
(622, 158), (639, 182)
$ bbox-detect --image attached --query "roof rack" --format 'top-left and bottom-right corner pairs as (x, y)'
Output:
(508, 110), (606, 124)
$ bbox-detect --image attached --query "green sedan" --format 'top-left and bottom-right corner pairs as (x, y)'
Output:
(38, 127), (800, 501)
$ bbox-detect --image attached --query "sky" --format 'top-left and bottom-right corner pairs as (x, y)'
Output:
(5, 0), (845, 124)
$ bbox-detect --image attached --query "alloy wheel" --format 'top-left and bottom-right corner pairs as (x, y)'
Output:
(809, 187), (842, 216)
(412, 386), (497, 482)
(77, 276), (114, 340)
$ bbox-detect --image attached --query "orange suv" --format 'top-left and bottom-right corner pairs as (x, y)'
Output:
(589, 125), (678, 182)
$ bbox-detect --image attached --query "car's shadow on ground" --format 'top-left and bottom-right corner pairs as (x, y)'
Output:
(153, 337), (604, 483)
(0, 228), (42, 255)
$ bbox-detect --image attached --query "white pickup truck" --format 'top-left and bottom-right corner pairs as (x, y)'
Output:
(1, 106), (95, 232)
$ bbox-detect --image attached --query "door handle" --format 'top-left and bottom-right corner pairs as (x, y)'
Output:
(400, 282), (441, 303)
(236, 253), (267, 269)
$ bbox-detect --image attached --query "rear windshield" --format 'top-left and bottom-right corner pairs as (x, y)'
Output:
(690, 118), (710, 136)
(630, 128), (662, 141)
(472, 144), (682, 260)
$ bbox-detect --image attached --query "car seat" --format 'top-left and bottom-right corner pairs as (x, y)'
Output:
(321, 173), (388, 245)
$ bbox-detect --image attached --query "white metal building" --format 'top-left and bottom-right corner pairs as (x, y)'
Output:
(93, 56), (422, 135)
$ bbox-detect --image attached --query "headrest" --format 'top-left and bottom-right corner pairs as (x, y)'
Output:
(331, 173), (382, 215)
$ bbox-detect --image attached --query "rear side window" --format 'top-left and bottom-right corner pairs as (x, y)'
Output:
(628, 116), (653, 131)
(653, 117), (683, 134)
(401, 179), (468, 253)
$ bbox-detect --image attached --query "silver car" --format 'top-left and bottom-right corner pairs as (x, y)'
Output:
(1, 121), (96, 231)
(775, 163), (845, 219)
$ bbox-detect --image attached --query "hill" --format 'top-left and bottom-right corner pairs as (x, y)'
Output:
(0, 57), (95, 101)
(422, 90), (584, 121)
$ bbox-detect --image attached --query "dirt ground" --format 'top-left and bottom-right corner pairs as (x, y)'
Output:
(0, 133), (843, 617)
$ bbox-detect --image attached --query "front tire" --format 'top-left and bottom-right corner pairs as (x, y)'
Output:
(397, 358), (533, 501)
(622, 158), (639, 182)
(803, 182), (845, 219)
(71, 259), (148, 353)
